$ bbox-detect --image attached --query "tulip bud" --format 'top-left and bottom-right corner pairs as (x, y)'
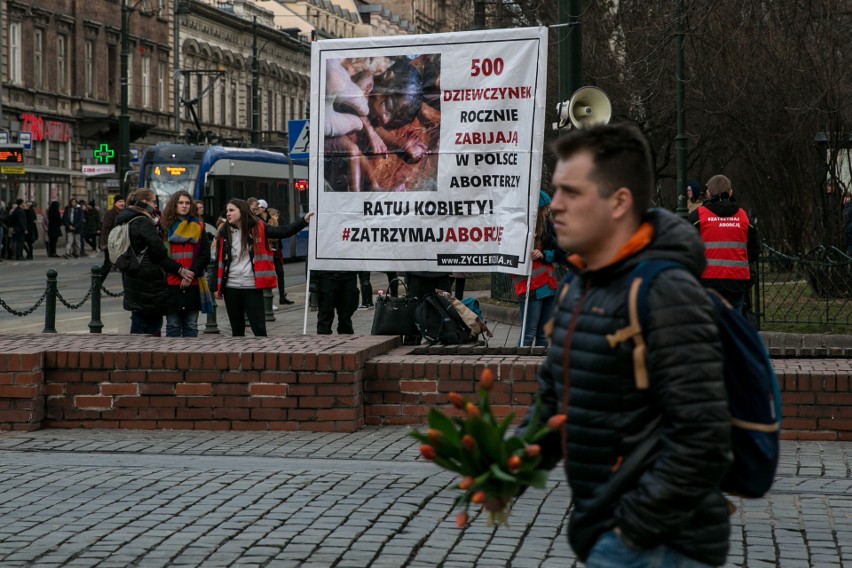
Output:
(420, 444), (436, 460)
(456, 511), (469, 528)
(471, 491), (487, 504)
(458, 476), (475, 490)
(547, 414), (567, 430)
(507, 455), (522, 471)
(479, 368), (494, 391)
(448, 392), (466, 409)
(427, 429), (442, 444)
(462, 434), (476, 451)
(465, 402), (480, 418)
(525, 444), (541, 458)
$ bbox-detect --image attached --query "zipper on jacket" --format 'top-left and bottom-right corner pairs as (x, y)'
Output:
(560, 281), (588, 462)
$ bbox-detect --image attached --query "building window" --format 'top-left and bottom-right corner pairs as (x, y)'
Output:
(246, 85), (252, 129)
(196, 75), (205, 122)
(57, 36), (67, 93)
(230, 81), (237, 127)
(57, 142), (68, 168)
(267, 88), (274, 133)
(85, 41), (94, 97)
(9, 21), (21, 85)
(34, 30), (44, 89)
(219, 81), (223, 126)
(127, 50), (134, 106)
(158, 61), (166, 111)
(141, 55), (151, 108)
(108, 45), (117, 100)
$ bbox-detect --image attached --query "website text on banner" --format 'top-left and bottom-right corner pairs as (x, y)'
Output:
(308, 28), (549, 276)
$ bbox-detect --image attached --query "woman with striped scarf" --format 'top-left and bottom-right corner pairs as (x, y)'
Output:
(160, 190), (212, 337)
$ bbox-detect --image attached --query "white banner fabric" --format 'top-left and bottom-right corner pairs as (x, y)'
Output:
(308, 27), (548, 276)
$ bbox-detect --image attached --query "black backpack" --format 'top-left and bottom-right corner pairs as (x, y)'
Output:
(415, 293), (474, 345)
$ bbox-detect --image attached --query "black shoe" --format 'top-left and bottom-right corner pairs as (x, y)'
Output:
(279, 297), (294, 305)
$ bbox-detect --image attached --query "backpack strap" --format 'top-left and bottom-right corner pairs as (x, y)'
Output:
(605, 259), (688, 390)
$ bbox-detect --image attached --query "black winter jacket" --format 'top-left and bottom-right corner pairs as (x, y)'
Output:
(116, 207), (182, 314)
(525, 209), (732, 566)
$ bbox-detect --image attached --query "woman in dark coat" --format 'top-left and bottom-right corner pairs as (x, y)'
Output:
(46, 202), (62, 257)
(115, 188), (183, 335)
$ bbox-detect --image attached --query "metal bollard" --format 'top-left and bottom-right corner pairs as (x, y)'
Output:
(203, 264), (220, 334)
(89, 265), (103, 334)
(43, 269), (58, 334)
(264, 288), (275, 322)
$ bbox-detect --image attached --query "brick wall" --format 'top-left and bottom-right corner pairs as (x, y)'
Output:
(364, 352), (541, 426)
(0, 351), (45, 431)
(0, 335), (849, 438)
(776, 360), (852, 441)
(0, 335), (396, 433)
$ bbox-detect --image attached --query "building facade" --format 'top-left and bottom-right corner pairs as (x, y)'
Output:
(0, 0), (175, 209)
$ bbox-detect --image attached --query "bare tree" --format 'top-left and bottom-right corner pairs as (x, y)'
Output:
(452, 0), (852, 250)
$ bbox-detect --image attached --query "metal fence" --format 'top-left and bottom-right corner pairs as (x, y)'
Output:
(0, 266), (123, 333)
(757, 245), (852, 330)
(491, 245), (852, 330)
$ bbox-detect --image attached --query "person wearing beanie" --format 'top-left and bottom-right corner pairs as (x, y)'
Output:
(99, 194), (127, 283)
(511, 189), (564, 347)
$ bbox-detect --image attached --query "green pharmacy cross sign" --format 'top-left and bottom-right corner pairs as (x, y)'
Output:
(94, 144), (115, 164)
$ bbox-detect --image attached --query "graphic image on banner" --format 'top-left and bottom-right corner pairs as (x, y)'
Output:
(308, 27), (548, 276)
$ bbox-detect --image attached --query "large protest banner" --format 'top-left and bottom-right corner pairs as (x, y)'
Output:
(308, 27), (548, 276)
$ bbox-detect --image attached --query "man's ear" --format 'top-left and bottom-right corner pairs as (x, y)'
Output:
(610, 187), (633, 220)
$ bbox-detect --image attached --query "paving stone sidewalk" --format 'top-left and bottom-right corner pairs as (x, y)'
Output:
(0, 428), (850, 567)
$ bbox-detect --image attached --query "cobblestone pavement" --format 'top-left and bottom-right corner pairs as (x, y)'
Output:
(0, 429), (850, 567)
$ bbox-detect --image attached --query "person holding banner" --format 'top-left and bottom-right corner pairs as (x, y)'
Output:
(512, 191), (563, 348)
(214, 199), (312, 336)
(314, 270), (359, 335)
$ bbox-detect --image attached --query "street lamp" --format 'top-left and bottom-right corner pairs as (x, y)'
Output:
(251, 18), (277, 147)
(252, 17), (260, 146)
(674, 0), (688, 219)
(120, 0), (153, 192)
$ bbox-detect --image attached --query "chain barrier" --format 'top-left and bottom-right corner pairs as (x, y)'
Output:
(56, 285), (94, 310)
(101, 285), (124, 297)
(0, 286), (49, 317)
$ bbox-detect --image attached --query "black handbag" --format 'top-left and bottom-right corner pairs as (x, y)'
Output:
(371, 279), (420, 336)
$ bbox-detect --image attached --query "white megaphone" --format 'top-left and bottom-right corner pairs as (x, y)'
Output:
(554, 86), (612, 130)
(568, 86), (612, 128)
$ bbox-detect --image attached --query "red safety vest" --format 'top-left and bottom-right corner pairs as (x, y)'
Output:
(165, 221), (203, 287)
(512, 259), (557, 297)
(698, 206), (750, 280)
(217, 222), (278, 290)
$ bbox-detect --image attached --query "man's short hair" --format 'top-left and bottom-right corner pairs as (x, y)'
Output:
(706, 175), (732, 197)
(553, 123), (654, 221)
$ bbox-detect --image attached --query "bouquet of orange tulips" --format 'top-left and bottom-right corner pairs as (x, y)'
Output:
(410, 368), (566, 527)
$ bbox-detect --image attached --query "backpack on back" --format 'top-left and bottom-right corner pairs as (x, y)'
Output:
(107, 216), (147, 273)
(607, 259), (781, 498)
(415, 293), (475, 345)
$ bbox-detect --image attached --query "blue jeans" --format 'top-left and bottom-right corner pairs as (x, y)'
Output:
(518, 295), (555, 347)
(166, 310), (199, 337)
(586, 530), (715, 568)
(130, 312), (163, 336)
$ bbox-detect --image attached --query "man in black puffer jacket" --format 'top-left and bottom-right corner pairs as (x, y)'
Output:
(524, 124), (732, 567)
